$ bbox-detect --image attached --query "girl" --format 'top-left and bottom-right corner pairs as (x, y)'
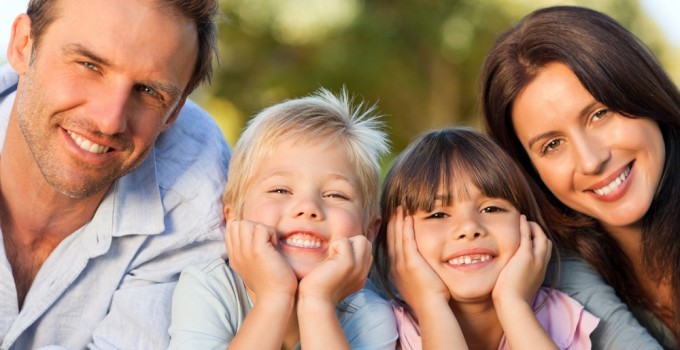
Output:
(372, 127), (598, 349)
(481, 5), (680, 348)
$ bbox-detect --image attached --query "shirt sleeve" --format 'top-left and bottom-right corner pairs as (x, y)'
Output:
(168, 259), (247, 350)
(339, 289), (399, 350)
(90, 238), (227, 350)
(547, 257), (663, 349)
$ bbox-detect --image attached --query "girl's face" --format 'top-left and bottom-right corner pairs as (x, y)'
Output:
(239, 139), (366, 279)
(511, 62), (665, 232)
(413, 181), (521, 304)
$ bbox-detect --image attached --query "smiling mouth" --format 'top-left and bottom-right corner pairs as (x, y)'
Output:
(448, 254), (491, 266)
(67, 130), (111, 154)
(283, 233), (323, 249)
(593, 165), (631, 196)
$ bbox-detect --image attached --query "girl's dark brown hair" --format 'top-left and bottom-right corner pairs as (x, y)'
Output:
(480, 5), (680, 337)
(372, 127), (556, 309)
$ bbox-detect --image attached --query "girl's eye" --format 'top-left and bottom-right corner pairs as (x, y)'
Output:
(481, 206), (505, 214)
(426, 212), (449, 219)
(540, 138), (563, 155)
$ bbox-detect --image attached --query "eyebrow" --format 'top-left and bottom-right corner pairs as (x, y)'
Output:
(525, 100), (599, 150)
(63, 43), (183, 102)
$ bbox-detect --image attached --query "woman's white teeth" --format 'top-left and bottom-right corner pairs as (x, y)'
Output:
(67, 130), (110, 154)
(594, 166), (631, 196)
(448, 254), (491, 266)
(285, 237), (322, 248)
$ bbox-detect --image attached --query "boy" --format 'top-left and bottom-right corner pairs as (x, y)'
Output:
(169, 88), (397, 349)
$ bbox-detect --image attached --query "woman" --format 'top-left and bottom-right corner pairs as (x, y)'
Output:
(480, 5), (679, 349)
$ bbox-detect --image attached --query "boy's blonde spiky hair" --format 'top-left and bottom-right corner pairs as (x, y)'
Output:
(223, 87), (390, 229)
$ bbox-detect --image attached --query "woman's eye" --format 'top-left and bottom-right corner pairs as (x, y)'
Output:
(269, 188), (290, 195)
(541, 138), (562, 155)
(591, 108), (609, 122)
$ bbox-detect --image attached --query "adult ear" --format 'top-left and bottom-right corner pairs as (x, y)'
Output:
(7, 14), (33, 75)
(161, 97), (186, 131)
(367, 216), (382, 243)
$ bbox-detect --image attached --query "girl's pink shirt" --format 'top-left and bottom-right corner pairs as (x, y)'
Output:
(393, 288), (600, 350)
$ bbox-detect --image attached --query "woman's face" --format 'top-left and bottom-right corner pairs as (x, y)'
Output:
(511, 62), (665, 231)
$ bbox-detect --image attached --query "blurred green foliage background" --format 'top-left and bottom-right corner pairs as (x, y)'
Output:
(193, 0), (680, 161)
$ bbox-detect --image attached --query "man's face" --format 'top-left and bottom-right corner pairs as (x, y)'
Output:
(12, 0), (198, 198)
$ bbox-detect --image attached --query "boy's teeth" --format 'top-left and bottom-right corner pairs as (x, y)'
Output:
(448, 254), (491, 266)
(285, 236), (322, 248)
(67, 130), (111, 154)
(594, 166), (631, 196)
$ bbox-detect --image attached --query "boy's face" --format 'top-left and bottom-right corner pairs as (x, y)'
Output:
(240, 139), (366, 279)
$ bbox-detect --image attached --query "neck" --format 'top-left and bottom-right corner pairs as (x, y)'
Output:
(451, 300), (504, 350)
(0, 111), (108, 307)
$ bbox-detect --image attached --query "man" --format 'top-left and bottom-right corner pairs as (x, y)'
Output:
(0, 0), (230, 348)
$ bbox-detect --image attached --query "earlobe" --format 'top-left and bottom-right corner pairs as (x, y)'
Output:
(7, 14), (34, 75)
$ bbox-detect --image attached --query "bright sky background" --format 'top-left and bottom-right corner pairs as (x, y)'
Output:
(1, 0), (679, 62)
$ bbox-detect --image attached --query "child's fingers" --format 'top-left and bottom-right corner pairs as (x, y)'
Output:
(252, 223), (277, 254)
(517, 215), (532, 252)
(528, 221), (552, 263)
(348, 235), (373, 275)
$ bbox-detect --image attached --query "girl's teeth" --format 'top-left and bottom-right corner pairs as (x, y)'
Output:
(448, 254), (491, 266)
(594, 166), (631, 196)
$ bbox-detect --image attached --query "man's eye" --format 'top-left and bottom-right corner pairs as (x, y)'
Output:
(81, 62), (99, 71)
(137, 85), (158, 97)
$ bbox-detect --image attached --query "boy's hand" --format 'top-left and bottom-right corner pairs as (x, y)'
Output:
(298, 235), (372, 305)
(225, 219), (298, 302)
(388, 208), (450, 320)
(492, 215), (552, 307)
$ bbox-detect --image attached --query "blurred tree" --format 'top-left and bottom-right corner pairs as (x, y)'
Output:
(195, 0), (675, 158)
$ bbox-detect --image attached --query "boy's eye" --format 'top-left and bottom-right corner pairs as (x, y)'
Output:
(426, 212), (449, 219)
(324, 192), (349, 200)
(269, 188), (291, 195)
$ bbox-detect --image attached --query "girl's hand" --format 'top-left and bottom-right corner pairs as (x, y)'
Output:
(225, 219), (298, 302)
(492, 215), (552, 306)
(388, 207), (450, 319)
(298, 235), (372, 305)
